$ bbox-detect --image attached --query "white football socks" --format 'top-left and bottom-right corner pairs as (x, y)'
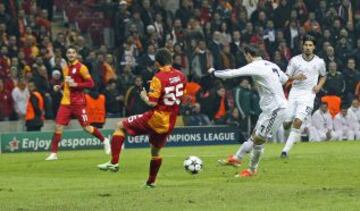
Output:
(284, 127), (290, 142)
(249, 144), (264, 172)
(234, 138), (254, 160)
(282, 128), (301, 153)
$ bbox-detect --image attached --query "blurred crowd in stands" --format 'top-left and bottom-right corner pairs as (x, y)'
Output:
(0, 0), (360, 136)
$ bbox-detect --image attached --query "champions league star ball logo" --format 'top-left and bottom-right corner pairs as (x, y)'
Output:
(8, 137), (20, 152)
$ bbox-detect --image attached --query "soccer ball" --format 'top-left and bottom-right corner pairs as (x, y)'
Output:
(183, 156), (203, 174)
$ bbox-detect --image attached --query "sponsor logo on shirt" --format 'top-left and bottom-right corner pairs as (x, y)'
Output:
(169, 76), (180, 84)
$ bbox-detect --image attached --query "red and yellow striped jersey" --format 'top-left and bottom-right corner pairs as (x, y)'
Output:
(61, 60), (93, 106)
(147, 66), (187, 134)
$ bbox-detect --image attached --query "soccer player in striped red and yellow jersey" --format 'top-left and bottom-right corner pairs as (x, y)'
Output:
(45, 46), (110, 161)
(97, 48), (187, 187)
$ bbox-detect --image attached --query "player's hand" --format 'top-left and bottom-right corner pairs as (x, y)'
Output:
(313, 85), (321, 93)
(140, 87), (148, 101)
(294, 73), (307, 81)
(68, 81), (78, 87)
(53, 85), (61, 92)
(208, 67), (215, 74)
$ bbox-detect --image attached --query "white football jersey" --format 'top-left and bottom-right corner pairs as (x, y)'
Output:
(333, 112), (357, 131)
(348, 107), (360, 123)
(348, 107), (360, 129)
(214, 59), (288, 112)
(311, 109), (333, 131)
(286, 54), (326, 96)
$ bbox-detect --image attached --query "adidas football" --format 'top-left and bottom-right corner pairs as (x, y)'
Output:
(183, 156), (203, 174)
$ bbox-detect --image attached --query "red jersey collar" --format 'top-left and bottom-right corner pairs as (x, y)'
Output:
(159, 65), (172, 72)
(69, 59), (79, 66)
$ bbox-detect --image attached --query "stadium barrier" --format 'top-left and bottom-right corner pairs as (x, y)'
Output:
(0, 126), (244, 153)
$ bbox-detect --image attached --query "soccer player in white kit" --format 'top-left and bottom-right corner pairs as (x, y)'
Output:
(333, 104), (360, 140)
(348, 99), (360, 126)
(281, 35), (327, 157)
(308, 102), (335, 142)
(209, 45), (289, 177)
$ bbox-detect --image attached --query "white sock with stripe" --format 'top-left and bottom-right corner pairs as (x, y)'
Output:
(249, 144), (264, 172)
(234, 138), (254, 160)
(282, 128), (301, 154)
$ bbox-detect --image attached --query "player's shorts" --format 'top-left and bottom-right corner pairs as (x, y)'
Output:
(285, 94), (314, 122)
(55, 104), (89, 127)
(122, 111), (172, 148)
(255, 107), (287, 141)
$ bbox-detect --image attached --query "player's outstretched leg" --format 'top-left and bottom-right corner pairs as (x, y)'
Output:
(46, 124), (64, 160)
(218, 138), (254, 167)
(281, 119), (302, 158)
(84, 125), (111, 155)
(281, 128), (301, 158)
(97, 124), (125, 172)
(84, 126), (111, 155)
(145, 146), (162, 188)
(236, 135), (265, 177)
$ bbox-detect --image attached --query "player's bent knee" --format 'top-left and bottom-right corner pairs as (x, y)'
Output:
(83, 125), (93, 133)
(116, 120), (125, 130)
(253, 135), (266, 145)
(151, 145), (161, 157)
(55, 124), (64, 134)
(292, 119), (302, 129)
(113, 128), (125, 137)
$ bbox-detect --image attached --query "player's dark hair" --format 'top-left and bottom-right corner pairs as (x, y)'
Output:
(155, 48), (173, 66)
(242, 44), (261, 57)
(67, 45), (78, 52)
(303, 34), (316, 46)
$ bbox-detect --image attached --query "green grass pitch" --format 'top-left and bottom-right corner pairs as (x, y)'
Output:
(1, 141), (360, 210)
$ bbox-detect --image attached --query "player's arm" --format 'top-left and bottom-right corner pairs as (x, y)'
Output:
(278, 68), (289, 85)
(140, 76), (160, 107)
(208, 64), (259, 79)
(313, 75), (326, 93)
(285, 58), (307, 81)
(313, 60), (327, 93)
(68, 65), (95, 88)
(287, 74), (307, 81)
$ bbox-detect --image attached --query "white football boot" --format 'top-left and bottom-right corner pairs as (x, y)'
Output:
(45, 153), (58, 161)
(97, 161), (119, 172)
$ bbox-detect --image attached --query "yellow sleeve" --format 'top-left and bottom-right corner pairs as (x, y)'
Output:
(148, 76), (162, 102)
(79, 65), (91, 79)
(62, 65), (69, 77)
